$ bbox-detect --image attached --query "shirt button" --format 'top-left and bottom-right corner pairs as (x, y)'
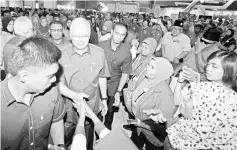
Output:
(30, 126), (33, 130)
(31, 143), (34, 146)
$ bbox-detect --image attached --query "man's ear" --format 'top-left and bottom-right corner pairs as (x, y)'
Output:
(18, 70), (31, 83)
(111, 29), (114, 35)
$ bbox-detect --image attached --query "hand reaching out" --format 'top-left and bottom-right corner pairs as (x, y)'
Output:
(143, 109), (167, 123)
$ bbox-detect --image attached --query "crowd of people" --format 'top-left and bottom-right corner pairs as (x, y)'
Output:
(1, 6), (237, 150)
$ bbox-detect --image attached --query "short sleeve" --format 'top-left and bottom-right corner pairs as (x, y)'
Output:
(98, 52), (111, 78)
(52, 87), (66, 122)
(181, 36), (191, 52)
(122, 54), (132, 74)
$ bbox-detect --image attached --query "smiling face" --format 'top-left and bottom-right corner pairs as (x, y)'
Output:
(50, 23), (63, 40)
(205, 58), (224, 83)
(71, 23), (90, 50)
(145, 59), (156, 79)
(40, 18), (47, 27)
(171, 26), (182, 37)
(7, 20), (14, 32)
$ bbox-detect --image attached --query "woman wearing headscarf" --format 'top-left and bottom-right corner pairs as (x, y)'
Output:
(220, 28), (236, 51)
(1, 17), (14, 70)
(123, 57), (175, 150)
(130, 37), (157, 81)
(63, 18), (72, 40)
(32, 14), (39, 30)
(36, 16), (50, 38)
(99, 20), (113, 43)
(137, 20), (152, 42)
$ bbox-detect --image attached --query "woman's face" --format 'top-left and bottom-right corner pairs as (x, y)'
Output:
(139, 42), (150, 56)
(40, 18), (47, 27)
(145, 59), (156, 79)
(67, 20), (71, 28)
(206, 58), (224, 83)
(33, 16), (39, 24)
(7, 20), (14, 32)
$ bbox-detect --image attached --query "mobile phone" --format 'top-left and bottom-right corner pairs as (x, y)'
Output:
(183, 66), (200, 82)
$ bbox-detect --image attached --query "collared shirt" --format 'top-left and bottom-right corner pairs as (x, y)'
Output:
(50, 37), (71, 52)
(98, 39), (132, 96)
(1, 79), (66, 150)
(162, 32), (191, 62)
(59, 43), (110, 113)
(3, 35), (25, 73)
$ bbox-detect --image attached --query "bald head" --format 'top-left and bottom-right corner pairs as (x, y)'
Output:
(70, 17), (91, 37)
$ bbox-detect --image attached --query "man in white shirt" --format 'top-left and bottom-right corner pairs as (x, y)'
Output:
(162, 20), (191, 65)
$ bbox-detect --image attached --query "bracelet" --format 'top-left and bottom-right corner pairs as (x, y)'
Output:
(177, 80), (184, 83)
(101, 97), (108, 101)
(57, 144), (67, 150)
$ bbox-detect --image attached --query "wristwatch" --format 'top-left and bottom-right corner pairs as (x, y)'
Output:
(101, 97), (108, 101)
(57, 144), (67, 150)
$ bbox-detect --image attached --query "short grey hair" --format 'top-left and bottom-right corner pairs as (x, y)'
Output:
(14, 16), (33, 37)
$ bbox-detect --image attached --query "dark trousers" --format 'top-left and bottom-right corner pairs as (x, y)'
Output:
(104, 96), (116, 130)
(85, 113), (103, 150)
(131, 128), (163, 150)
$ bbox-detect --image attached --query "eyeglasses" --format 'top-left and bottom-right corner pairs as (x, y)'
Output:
(50, 29), (63, 32)
(171, 27), (181, 31)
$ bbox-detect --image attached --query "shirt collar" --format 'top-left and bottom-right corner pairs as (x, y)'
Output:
(68, 44), (92, 56)
(109, 38), (123, 51)
(2, 79), (16, 106)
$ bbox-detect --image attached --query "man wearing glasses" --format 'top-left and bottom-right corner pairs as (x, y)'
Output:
(58, 17), (110, 150)
(161, 19), (191, 68)
(49, 20), (71, 51)
(49, 20), (73, 146)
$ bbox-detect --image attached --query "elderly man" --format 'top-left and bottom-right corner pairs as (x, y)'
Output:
(1, 36), (66, 150)
(161, 20), (191, 68)
(59, 18), (110, 150)
(3, 16), (34, 74)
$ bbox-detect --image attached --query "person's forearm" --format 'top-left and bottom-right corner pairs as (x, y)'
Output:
(117, 73), (129, 91)
(99, 77), (107, 98)
(74, 123), (85, 137)
(59, 82), (74, 100)
(173, 64), (184, 76)
(174, 82), (186, 106)
(50, 119), (64, 145)
(159, 23), (168, 34)
(176, 51), (189, 60)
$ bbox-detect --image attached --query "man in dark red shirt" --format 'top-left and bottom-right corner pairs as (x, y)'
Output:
(98, 23), (132, 130)
(1, 36), (66, 150)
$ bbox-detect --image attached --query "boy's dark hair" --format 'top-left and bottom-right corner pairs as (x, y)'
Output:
(7, 36), (61, 76)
